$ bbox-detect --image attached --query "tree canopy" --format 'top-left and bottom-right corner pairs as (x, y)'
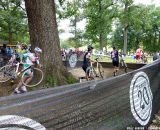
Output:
(0, 0), (160, 53)
(0, 0), (29, 44)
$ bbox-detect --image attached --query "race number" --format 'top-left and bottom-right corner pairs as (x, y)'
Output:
(130, 71), (153, 126)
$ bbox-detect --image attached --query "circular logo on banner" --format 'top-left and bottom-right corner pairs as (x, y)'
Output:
(0, 115), (46, 130)
(69, 54), (77, 68)
(130, 71), (153, 126)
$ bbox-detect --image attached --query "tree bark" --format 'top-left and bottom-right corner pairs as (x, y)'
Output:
(123, 3), (129, 55)
(24, 0), (70, 85)
(159, 31), (160, 45)
(98, 0), (104, 51)
(8, 26), (13, 44)
(99, 33), (104, 50)
(123, 24), (128, 55)
(7, 0), (13, 44)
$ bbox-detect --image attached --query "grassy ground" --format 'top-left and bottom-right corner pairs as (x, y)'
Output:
(92, 55), (153, 64)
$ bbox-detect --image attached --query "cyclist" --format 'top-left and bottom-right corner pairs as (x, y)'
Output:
(111, 47), (119, 76)
(14, 47), (42, 94)
(82, 45), (94, 80)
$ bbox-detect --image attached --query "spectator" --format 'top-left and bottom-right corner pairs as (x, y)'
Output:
(1, 44), (7, 55)
(136, 46), (144, 63)
(133, 54), (137, 62)
(7, 47), (13, 58)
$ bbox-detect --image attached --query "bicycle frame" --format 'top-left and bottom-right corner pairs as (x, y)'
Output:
(90, 62), (97, 76)
(95, 58), (100, 74)
(119, 55), (128, 73)
(89, 57), (101, 77)
(12, 62), (32, 77)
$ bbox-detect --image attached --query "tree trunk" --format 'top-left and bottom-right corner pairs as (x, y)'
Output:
(74, 16), (77, 39)
(8, 29), (13, 44)
(159, 31), (160, 46)
(123, 3), (128, 55)
(7, 0), (13, 44)
(24, 0), (70, 85)
(8, 21), (13, 44)
(99, 33), (104, 50)
(98, 0), (104, 51)
(123, 24), (128, 55)
(105, 39), (107, 52)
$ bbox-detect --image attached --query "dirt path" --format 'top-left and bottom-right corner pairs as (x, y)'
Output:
(68, 67), (133, 81)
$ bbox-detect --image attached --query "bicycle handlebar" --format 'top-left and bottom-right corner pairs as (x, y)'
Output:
(95, 56), (102, 61)
(95, 58), (99, 61)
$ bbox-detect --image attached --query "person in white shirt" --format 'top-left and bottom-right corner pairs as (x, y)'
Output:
(14, 47), (42, 94)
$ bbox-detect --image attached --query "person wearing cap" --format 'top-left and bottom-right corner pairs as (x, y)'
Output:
(14, 47), (42, 94)
(82, 45), (94, 80)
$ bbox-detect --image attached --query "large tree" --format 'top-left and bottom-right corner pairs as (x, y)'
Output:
(118, 0), (134, 55)
(57, 0), (86, 48)
(113, 4), (160, 53)
(24, 0), (70, 85)
(85, 0), (117, 50)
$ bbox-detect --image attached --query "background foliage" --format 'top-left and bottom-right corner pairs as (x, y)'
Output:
(0, 0), (160, 53)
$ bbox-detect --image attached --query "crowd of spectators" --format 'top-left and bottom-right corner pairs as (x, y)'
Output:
(0, 44), (14, 58)
(61, 48), (85, 61)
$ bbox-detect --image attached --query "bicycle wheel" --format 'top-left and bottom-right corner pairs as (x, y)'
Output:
(0, 65), (16, 82)
(98, 63), (104, 79)
(21, 67), (44, 87)
(124, 62), (128, 73)
(121, 59), (126, 67)
(144, 57), (148, 63)
(87, 67), (95, 80)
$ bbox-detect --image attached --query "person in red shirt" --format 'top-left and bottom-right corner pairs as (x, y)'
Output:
(136, 47), (144, 63)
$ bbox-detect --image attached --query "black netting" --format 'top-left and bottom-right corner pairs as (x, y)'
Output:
(0, 60), (159, 130)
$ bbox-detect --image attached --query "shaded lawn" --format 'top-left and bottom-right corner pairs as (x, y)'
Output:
(92, 55), (153, 64)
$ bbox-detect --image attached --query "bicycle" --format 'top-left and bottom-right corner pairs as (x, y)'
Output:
(119, 55), (128, 73)
(86, 57), (104, 80)
(0, 62), (44, 87)
(141, 55), (148, 64)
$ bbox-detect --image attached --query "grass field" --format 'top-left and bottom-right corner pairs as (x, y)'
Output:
(92, 55), (153, 64)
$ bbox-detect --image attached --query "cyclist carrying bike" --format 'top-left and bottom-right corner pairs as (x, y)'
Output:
(14, 47), (42, 94)
(82, 45), (94, 80)
(111, 47), (119, 76)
